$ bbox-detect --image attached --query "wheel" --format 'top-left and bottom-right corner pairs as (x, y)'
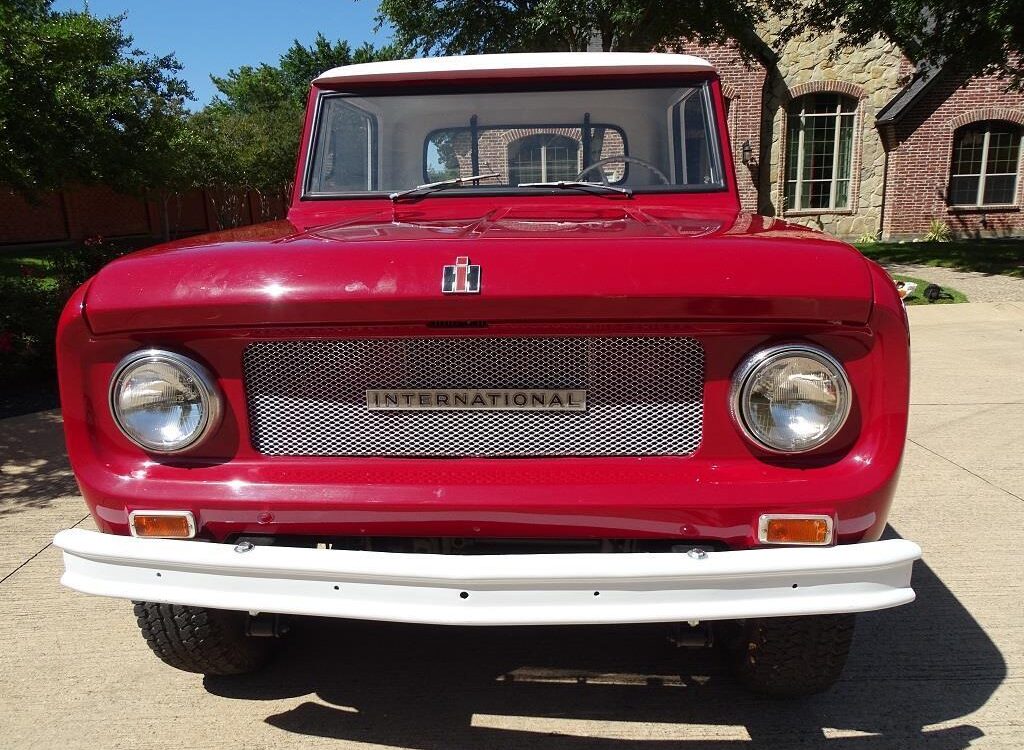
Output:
(133, 601), (273, 675)
(719, 614), (855, 697)
(576, 156), (671, 185)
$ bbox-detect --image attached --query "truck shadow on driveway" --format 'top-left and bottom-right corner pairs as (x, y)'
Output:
(205, 529), (1002, 749)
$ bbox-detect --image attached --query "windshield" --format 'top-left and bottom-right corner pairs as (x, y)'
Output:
(304, 83), (724, 197)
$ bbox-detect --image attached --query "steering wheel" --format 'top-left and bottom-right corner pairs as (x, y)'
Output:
(576, 156), (671, 185)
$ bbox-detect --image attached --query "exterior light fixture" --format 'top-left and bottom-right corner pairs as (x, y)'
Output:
(741, 140), (754, 165)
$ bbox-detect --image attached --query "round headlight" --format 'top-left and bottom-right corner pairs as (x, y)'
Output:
(731, 344), (851, 453)
(110, 350), (221, 453)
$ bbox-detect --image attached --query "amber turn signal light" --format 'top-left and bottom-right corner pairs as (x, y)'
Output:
(129, 511), (196, 539)
(758, 514), (833, 546)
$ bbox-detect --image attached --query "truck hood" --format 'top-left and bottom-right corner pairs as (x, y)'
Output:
(83, 205), (874, 334)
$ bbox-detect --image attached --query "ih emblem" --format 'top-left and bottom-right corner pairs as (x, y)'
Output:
(442, 256), (481, 294)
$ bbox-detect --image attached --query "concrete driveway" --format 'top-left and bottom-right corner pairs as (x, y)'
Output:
(2, 303), (1022, 749)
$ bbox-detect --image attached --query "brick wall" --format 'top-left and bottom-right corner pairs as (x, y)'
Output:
(668, 40), (765, 212)
(881, 69), (1024, 238)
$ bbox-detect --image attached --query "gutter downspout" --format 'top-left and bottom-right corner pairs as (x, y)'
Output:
(878, 124), (893, 240)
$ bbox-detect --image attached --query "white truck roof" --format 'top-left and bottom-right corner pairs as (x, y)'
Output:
(314, 52), (716, 85)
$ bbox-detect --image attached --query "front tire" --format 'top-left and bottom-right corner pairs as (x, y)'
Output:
(721, 614), (855, 697)
(133, 602), (272, 675)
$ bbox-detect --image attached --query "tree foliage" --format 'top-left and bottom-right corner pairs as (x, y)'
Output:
(0, 0), (191, 195)
(377, 0), (1022, 83)
(786, 1), (1024, 86)
(376, 0), (777, 56)
(0, 2), (403, 210)
(194, 35), (405, 206)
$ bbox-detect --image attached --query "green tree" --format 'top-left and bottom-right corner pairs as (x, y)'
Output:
(277, 34), (408, 104)
(377, 1), (1022, 85)
(375, 0), (779, 57)
(197, 35), (405, 214)
(138, 106), (217, 240)
(788, 1), (1024, 86)
(205, 64), (299, 199)
(0, 0), (191, 195)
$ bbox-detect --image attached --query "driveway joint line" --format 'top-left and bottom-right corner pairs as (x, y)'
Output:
(908, 438), (1024, 504)
(910, 402), (1024, 406)
(0, 512), (90, 587)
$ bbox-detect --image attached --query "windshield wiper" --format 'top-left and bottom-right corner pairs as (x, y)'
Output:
(390, 172), (501, 201)
(517, 181), (633, 197)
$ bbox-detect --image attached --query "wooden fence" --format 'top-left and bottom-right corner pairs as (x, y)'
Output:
(0, 185), (288, 247)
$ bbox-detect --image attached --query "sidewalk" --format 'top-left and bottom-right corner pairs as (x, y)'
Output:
(884, 263), (1024, 302)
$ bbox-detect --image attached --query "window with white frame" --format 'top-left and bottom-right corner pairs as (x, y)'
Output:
(508, 134), (580, 185)
(949, 121), (1022, 206)
(784, 93), (857, 212)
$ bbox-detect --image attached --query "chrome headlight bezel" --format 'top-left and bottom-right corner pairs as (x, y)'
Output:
(730, 343), (852, 454)
(109, 349), (222, 454)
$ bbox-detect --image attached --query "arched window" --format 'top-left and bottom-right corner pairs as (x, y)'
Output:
(949, 121), (1022, 206)
(508, 134), (580, 185)
(784, 94), (857, 211)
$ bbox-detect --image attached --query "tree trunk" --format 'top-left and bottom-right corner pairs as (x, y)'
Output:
(160, 193), (171, 243)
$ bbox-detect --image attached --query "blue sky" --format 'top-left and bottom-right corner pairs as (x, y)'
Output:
(53, 1), (394, 107)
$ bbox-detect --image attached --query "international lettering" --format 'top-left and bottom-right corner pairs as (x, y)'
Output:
(365, 389), (587, 412)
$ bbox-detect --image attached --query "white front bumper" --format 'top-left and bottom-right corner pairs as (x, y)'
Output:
(54, 529), (920, 626)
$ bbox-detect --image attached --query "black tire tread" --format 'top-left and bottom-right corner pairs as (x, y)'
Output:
(133, 601), (270, 675)
(726, 614), (855, 697)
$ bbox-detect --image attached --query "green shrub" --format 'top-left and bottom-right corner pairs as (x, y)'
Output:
(48, 236), (132, 299)
(923, 220), (952, 243)
(0, 271), (61, 382)
(1, 237), (134, 386)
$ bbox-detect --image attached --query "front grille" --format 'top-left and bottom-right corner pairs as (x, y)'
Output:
(244, 337), (703, 457)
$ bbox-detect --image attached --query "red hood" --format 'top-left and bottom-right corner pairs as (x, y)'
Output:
(82, 204), (873, 334)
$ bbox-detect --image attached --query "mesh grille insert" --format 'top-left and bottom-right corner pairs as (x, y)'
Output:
(244, 337), (703, 457)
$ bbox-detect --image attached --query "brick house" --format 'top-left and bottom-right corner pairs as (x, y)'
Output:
(429, 125), (627, 185)
(4, 31), (1022, 246)
(670, 22), (1024, 240)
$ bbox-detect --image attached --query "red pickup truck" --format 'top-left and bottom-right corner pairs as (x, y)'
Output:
(54, 52), (920, 697)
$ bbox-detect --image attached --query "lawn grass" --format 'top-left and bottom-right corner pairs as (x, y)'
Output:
(0, 250), (56, 288)
(855, 238), (1024, 278)
(892, 274), (968, 305)
(0, 237), (150, 287)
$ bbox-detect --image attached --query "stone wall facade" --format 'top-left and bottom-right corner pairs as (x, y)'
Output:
(763, 28), (912, 239)
(675, 25), (912, 239)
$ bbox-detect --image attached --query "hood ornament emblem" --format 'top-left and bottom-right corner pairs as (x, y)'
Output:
(442, 256), (481, 294)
